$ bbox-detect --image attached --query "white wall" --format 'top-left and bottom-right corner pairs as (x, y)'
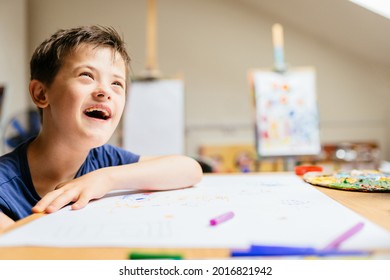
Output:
(0, 0), (29, 154)
(23, 0), (390, 159)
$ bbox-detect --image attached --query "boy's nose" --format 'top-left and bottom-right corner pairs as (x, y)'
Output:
(94, 88), (111, 100)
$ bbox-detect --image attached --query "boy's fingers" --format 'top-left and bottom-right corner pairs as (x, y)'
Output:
(71, 195), (90, 210)
(44, 190), (79, 213)
(32, 189), (65, 213)
(33, 189), (78, 214)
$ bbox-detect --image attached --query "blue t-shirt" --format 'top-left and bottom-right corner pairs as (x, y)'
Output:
(0, 139), (140, 221)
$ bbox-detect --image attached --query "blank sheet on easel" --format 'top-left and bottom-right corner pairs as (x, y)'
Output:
(0, 174), (389, 249)
(123, 79), (184, 155)
(250, 68), (321, 157)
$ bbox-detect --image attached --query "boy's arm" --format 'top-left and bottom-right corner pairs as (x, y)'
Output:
(33, 155), (203, 214)
(0, 212), (15, 233)
(124, 155), (203, 190)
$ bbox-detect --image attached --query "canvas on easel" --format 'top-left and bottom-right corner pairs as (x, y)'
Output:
(123, 79), (184, 155)
(249, 67), (321, 157)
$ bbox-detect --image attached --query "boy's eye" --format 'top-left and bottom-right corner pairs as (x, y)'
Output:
(80, 72), (93, 79)
(112, 81), (124, 88)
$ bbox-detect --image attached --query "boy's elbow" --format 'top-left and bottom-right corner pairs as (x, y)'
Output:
(189, 157), (204, 185)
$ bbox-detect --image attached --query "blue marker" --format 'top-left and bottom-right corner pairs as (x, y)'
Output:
(231, 245), (369, 257)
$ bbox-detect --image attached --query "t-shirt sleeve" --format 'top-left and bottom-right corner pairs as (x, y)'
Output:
(96, 145), (140, 167)
(75, 145), (141, 177)
(0, 196), (10, 217)
(0, 197), (4, 214)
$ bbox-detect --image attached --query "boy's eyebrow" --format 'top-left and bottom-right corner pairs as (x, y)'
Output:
(73, 65), (94, 73)
(112, 73), (126, 82)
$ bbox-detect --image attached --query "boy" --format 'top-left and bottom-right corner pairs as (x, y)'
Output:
(0, 25), (203, 231)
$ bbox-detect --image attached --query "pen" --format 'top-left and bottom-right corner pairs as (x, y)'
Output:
(323, 222), (365, 250)
(129, 252), (182, 260)
(209, 211), (235, 226)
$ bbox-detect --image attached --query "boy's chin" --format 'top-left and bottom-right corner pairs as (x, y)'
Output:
(86, 135), (111, 148)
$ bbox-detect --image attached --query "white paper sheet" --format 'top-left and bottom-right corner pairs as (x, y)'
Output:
(0, 174), (390, 249)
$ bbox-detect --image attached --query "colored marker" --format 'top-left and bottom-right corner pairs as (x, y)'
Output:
(232, 245), (316, 256)
(323, 222), (365, 250)
(210, 211), (235, 226)
(231, 245), (368, 257)
(129, 252), (182, 260)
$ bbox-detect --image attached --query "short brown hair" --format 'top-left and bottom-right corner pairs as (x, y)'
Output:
(30, 25), (131, 86)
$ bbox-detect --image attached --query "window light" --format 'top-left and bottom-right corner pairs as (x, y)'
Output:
(350, 0), (390, 20)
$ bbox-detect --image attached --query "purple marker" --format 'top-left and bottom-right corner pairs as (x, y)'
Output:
(323, 222), (365, 250)
(210, 211), (235, 226)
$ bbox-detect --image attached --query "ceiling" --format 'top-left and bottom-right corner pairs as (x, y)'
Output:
(240, 0), (390, 68)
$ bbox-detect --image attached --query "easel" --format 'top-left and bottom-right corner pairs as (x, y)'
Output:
(251, 24), (320, 171)
(122, 0), (185, 156)
(141, 0), (161, 79)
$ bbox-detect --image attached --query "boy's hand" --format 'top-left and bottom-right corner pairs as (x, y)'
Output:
(32, 171), (111, 214)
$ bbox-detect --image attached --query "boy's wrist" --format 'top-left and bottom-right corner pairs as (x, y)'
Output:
(101, 167), (123, 192)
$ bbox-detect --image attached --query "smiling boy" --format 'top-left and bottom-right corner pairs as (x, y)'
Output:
(0, 26), (202, 231)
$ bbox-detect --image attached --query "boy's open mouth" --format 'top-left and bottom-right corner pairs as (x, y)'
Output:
(84, 106), (111, 120)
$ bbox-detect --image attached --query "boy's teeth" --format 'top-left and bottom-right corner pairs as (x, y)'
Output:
(85, 107), (110, 119)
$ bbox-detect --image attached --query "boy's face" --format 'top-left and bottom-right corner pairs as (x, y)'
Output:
(43, 44), (127, 148)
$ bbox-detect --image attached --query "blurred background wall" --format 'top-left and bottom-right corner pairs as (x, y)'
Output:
(1, 0), (390, 162)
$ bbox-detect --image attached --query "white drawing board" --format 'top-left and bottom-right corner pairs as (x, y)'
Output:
(0, 174), (389, 250)
(123, 79), (184, 155)
(250, 68), (321, 157)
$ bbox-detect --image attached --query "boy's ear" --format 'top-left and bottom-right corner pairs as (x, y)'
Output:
(29, 80), (49, 108)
